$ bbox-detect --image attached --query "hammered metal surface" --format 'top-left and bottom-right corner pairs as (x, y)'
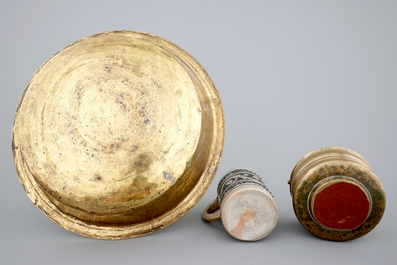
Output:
(12, 31), (225, 239)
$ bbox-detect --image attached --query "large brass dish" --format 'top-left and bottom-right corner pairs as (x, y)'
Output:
(12, 31), (225, 239)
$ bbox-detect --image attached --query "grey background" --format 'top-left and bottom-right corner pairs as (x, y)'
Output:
(1, 0), (396, 264)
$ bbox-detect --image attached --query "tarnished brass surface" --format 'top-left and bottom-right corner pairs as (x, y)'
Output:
(12, 31), (225, 239)
(289, 147), (386, 241)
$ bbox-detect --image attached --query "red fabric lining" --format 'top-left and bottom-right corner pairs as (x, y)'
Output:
(313, 182), (370, 230)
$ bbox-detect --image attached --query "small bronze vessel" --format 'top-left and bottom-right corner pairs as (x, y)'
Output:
(289, 147), (386, 241)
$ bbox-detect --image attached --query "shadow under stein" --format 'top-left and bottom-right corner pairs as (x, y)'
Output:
(289, 147), (386, 241)
(202, 168), (278, 241)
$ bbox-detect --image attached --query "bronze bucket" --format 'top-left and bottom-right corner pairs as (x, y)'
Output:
(12, 31), (225, 239)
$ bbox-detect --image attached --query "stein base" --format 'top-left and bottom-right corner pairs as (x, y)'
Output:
(221, 186), (278, 241)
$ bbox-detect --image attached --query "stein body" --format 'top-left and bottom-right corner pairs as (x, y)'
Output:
(203, 168), (278, 241)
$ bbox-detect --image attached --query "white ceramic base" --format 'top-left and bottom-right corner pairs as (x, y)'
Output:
(221, 186), (278, 241)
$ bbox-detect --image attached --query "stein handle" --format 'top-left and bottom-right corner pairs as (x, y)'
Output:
(202, 199), (221, 221)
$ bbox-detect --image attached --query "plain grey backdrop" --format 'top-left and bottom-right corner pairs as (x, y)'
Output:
(1, 0), (396, 264)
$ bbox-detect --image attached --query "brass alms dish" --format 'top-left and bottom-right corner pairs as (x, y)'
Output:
(12, 31), (225, 239)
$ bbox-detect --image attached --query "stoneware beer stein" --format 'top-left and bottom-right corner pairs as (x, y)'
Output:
(289, 147), (386, 241)
(202, 168), (278, 241)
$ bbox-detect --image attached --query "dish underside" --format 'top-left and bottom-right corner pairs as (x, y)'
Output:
(12, 31), (224, 239)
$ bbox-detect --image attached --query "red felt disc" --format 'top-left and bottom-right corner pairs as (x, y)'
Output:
(312, 182), (370, 230)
